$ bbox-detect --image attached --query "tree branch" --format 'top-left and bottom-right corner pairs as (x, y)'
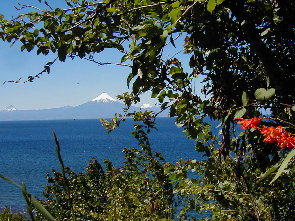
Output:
(85, 57), (132, 67)
(173, 1), (198, 25)
(65, 11), (98, 32)
(14, 3), (46, 13)
(121, 2), (166, 14)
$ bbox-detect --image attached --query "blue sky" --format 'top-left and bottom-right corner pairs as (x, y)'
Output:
(0, 0), (196, 110)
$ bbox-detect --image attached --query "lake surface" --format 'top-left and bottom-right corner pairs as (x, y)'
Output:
(0, 118), (200, 211)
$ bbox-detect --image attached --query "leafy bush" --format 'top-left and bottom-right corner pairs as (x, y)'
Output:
(36, 121), (174, 220)
(0, 207), (27, 221)
(169, 152), (295, 220)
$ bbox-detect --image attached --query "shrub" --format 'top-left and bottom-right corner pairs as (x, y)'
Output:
(0, 207), (28, 221)
(36, 124), (174, 220)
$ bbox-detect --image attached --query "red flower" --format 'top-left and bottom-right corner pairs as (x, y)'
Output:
(277, 135), (295, 149)
(237, 117), (262, 130)
(260, 126), (282, 143)
(235, 117), (294, 149)
(260, 126), (295, 149)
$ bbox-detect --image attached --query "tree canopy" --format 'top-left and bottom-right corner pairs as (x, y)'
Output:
(0, 0), (294, 220)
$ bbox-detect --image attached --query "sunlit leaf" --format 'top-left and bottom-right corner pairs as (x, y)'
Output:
(31, 196), (56, 220)
(234, 108), (246, 118)
(270, 148), (295, 184)
(258, 162), (280, 181)
(242, 91), (248, 106)
(0, 174), (55, 221)
(254, 88), (275, 101)
(207, 0), (217, 13)
(207, 0), (225, 13)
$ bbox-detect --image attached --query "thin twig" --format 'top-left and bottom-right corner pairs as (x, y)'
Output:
(121, 2), (166, 14)
(268, 117), (295, 129)
(211, 189), (251, 196)
(173, 1), (198, 25)
(15, 4), (46, 13)
(85, 57), (132, 67)
(14, 4), (60, 22)
(63, 2), (105, 12)
(65, 12), (98, 32)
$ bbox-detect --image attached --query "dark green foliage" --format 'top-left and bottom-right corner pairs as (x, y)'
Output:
(0, 207), (28, 221)
(37, 125), (174, 220)
(38, 160), (106, 220)
(167, 152), (295, 220)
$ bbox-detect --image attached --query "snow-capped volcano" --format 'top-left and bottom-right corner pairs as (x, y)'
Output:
(0, 93), (167, 121)
(91, 92), (116, 103)
(5, 105), (17, 111)
(140, 103), (153, 109)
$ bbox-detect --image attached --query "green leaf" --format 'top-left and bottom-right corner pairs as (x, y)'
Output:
(266, 76), (270, 88)
(170, 35), (176, 48)
(270, 148), (295, 184)
(160, 30), (169, 44)
(132, 77), (141, 94)
(254, 88), (275, 101)
(161, 30), (169, 39)
(31, 196), (56, 221)
(217, 0), (225, 4)
(33, 29), (39, 37)
(127, 72), (135, 88)
(21, 184), (35, 221)
(106, 7), (117, 13)
(0, 174), (22, 188)
(258, 161), (280, 181)
(207, 0), (225, 13)
(0, 174), (56, 221)
(57, 46), (67, 62)
(138, 68), (143, 78)
(169, 7), (181, 22)
(207, 0), (217, 13)
(242, 91), (248, 106)
(291, 105), (295, 112)
(53, 132), (66, 178)
(234, 108), (246, 118)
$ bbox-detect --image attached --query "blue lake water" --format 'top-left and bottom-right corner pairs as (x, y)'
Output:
(0, 118), (200, 211)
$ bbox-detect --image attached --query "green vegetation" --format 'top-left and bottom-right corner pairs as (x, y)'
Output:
(0, 207), (27, 221)
(0, 0), (294, 220)
(39, 148), (173, 219)
(34, 128), (174, 220)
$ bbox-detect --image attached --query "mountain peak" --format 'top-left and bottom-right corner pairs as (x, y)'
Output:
(140, 103), (153, 109)
(91, 92), (116, 103)
(5, 105), (17, 111)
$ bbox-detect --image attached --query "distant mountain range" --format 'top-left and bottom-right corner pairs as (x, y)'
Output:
(0, 93), (165, 121)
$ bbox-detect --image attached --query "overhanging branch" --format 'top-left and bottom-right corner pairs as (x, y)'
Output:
(85, 57), (132, 68)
